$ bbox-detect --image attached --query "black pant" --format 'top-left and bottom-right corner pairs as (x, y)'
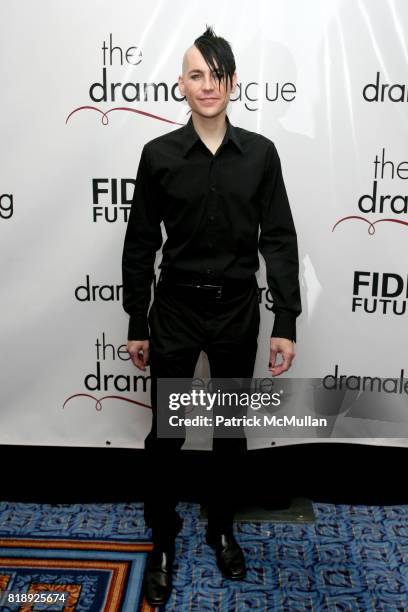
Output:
(144, 273), (260, 547)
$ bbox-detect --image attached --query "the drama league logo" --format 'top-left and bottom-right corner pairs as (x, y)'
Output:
(318, 364), (408, 427)
(352, 271), (407, 316)
(333, 148), (408, 235)
(73, 273), (276, 311)
(74, 275), (123, 302)
(65, 32), (297, 127)
(363, 72), (408, 103)
(63, 332), (152, 412)
(73, 274), (158, 303)
(0, 192), (13, 220)
(323, 364), (408, 394)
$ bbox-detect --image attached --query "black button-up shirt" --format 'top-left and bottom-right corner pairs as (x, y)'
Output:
(122, 115), (301, 341)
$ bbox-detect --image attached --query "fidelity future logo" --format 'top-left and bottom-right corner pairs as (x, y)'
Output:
(66, 32), (297, 125)
(92, 178), (134, 222)
(352, 271), (407, 316)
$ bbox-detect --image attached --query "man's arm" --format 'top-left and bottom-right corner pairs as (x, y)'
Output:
(122, 144), (162, 347)
(258, 141), (301, 374)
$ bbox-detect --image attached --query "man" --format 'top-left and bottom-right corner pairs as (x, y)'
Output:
(122, 26), (301, 607)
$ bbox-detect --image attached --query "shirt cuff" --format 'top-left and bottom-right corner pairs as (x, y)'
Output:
(128, 315), (149, 341)
(271, 310), (297, 342)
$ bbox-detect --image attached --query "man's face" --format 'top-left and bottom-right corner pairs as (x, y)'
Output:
(178, 45), (237, 119)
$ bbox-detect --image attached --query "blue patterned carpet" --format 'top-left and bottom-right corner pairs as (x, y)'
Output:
(0, 501), (408, 610)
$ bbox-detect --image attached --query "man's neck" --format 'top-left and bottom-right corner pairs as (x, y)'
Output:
(191, 112), (227, 151)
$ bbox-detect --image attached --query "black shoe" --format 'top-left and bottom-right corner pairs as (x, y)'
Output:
(143, 548), (174, 607)
(205, 531), (246, 580)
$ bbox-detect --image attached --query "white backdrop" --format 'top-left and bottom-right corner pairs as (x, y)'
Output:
(1, 0), (408, 448)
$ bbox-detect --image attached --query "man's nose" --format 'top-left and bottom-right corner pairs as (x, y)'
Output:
(202, 73), (216, 90)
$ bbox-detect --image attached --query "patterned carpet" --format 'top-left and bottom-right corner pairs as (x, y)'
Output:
(0, 538), (151, 611)
(0, 503), (153, 611)
(0, 501), (407, 610)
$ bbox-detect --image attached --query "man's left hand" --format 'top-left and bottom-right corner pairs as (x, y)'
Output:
(269, 337), (295, 376)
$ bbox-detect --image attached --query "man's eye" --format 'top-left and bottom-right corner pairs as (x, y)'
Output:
(191, 74), (200, 80)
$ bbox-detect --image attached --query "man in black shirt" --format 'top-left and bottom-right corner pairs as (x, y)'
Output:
(122, 26), (301, 607)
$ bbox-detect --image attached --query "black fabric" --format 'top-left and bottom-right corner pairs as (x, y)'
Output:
(143, 276), (260, 544)
(122, 115), (301, 341)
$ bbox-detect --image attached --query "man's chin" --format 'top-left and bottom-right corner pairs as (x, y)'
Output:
(193, 107), (225, 120)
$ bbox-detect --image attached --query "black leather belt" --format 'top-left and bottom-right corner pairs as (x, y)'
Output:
(158, 272), (256, 300)
(172, 282), (224, 299)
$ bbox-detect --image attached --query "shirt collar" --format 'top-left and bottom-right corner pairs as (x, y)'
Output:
(181, 114), (243, 157)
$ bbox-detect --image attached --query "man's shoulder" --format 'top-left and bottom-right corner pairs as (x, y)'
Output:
(233, 124), (277, 153)
(143, 124), (186, 154)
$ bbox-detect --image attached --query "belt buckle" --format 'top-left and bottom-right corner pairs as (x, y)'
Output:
(202, 284), (223, 299)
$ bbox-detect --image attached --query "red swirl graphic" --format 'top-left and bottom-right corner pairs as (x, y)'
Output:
(332, 216), (408, 235)
(63, 393), (151, 412)
(65, 106), (184, 126)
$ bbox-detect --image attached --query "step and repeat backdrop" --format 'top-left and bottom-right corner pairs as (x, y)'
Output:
(1, 0), (407, 448)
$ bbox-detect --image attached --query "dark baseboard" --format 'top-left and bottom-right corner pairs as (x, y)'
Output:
(1, 443), (406, 506)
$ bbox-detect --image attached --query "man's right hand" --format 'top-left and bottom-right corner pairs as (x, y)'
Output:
(127, 340), (150, 371)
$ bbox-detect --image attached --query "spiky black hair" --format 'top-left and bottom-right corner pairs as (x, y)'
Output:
(194, 25), (236, 90)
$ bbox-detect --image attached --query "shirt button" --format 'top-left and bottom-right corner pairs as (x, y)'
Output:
(208, 242), (213, 248)
(209, 215), (215, 221)
(206, 269), (212, 274)
(210, 186), (216, 192)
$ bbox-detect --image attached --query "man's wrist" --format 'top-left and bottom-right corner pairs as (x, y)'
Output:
(128, 315), (149, 342)
(271, 310), (296, 343)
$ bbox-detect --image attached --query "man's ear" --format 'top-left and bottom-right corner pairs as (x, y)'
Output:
(231, 71), (238, 94)
(178, 74), (185, 96)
